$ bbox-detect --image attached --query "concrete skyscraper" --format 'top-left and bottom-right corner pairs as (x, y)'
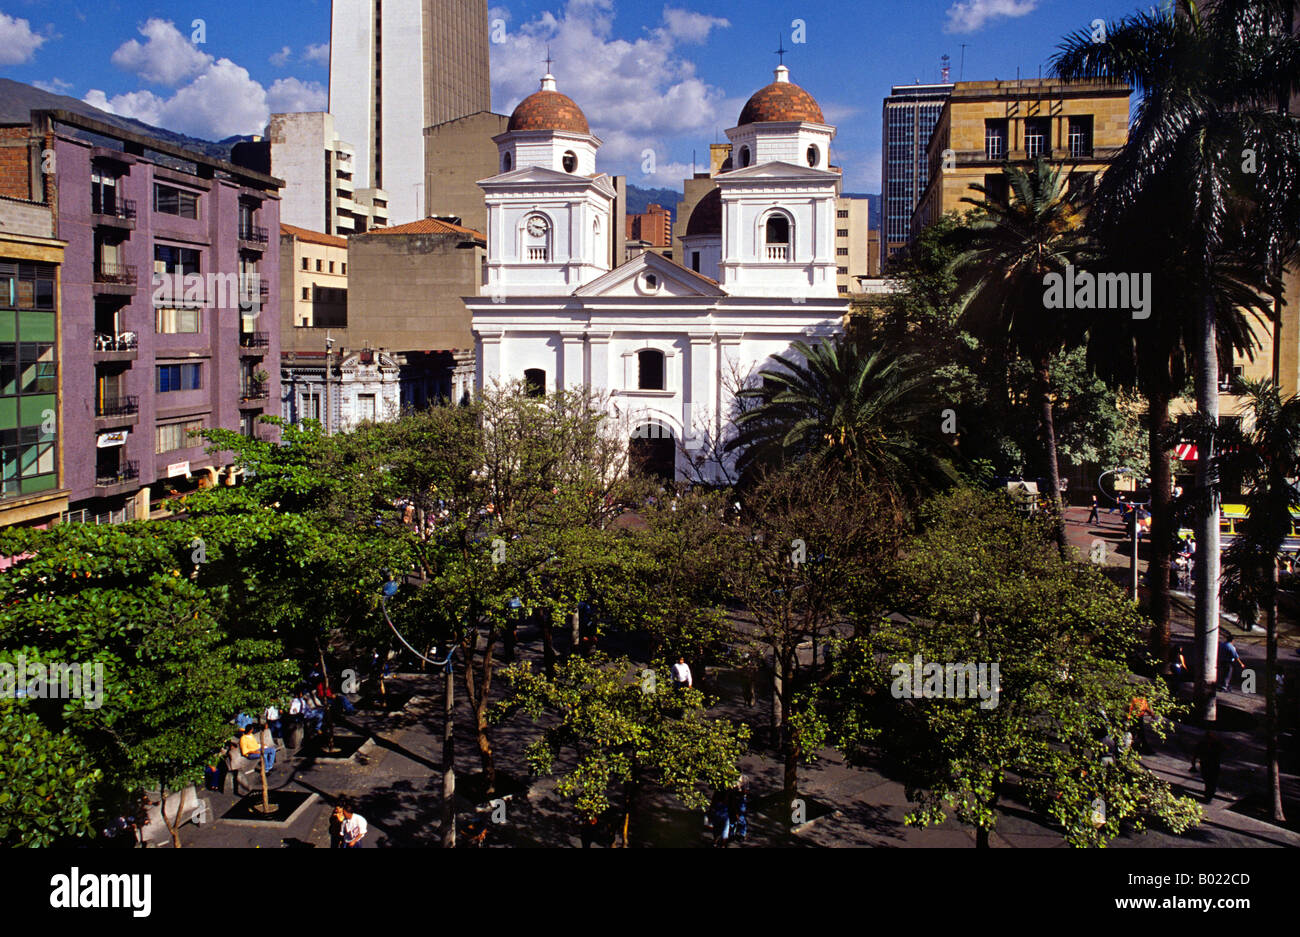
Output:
(880, 82), (951, 271)
(329, 0), (490, 225)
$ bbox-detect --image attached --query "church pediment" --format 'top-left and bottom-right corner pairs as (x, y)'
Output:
(573, 252), (727, 298)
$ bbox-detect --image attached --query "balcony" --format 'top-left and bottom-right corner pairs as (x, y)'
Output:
(240, 381), (270, 401)
(239, 223), (269, 251)
(239, 331), (269, 355)
(94, 331), (138, 362)
(93, 262), (137, 296)
(95, 395), (139, 429)
(95, 460), (139, 489)
(92, 196), (137, 230)
(765, 245), (789, 261)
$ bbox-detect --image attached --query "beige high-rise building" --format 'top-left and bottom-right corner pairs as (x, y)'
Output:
(329, 0), (490, 226)
(423, 110), (509, 235)
(912, 78), (1131, 237)
(834, 197), (875, 295)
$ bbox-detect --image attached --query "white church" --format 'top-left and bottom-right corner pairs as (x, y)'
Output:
(464, 65), (847, 482)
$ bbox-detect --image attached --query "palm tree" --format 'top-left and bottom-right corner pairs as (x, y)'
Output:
(1084, 176), (1269, 670)
(1053, 0), (1300, 721)
(726, 337), (957, 514)
(945, 158), (1094, 556)
(1216, 379), (1297, 822)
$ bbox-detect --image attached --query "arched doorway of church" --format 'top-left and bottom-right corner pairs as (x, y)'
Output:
(629, 422), (676, 482)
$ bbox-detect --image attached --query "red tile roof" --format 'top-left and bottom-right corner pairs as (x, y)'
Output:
(361, 217), (485, 240)
(280, 223), (349, 248)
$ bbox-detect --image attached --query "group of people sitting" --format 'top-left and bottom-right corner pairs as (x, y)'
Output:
(205, 671), (359, 792)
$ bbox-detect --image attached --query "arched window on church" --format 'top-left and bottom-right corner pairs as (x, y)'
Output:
(502, 151), (512, 172)
(764, 213), (791, 261)
(638, 349), (665, 390)
(738, 145), (752, 168)
(524, 368), (546, 398)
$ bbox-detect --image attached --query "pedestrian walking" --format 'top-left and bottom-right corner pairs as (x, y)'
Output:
(728, 780), (749, 844)
(1217, 634), (1244, 692)
(334, 801), (367, 848)
(708, 790), (731, 847)
(672, 656), (693, 689)
(1087, 495), (1099, 526)
(1190, 731), (1224, 803)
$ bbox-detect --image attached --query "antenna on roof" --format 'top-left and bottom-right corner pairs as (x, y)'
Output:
(941, 54), (951, 83)
(960, 43), (968, 81)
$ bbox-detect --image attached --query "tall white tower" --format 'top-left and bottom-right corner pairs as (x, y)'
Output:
(329, 0), (490, 225)
(716, 65), (841, 297)
(479, 73), (615, 296)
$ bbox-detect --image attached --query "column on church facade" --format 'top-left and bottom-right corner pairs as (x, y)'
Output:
(560, 331), (586, 390)
(477, 330), (503, 392)
(686, 332), (716, 452)
(588, 331), (612, 392)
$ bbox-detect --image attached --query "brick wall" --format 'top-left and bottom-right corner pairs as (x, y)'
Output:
(0, 127), (31, 200)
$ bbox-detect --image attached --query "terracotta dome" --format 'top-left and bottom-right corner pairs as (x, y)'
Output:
(685, 188), (722, 237)
(508, 75), (590, 133)
(738, 66), (824, 125)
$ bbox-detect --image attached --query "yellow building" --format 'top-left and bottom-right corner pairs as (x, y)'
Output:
(279, 223), (349, 336)
(912, 78), (1131, 237)
(834, 197), (876, 294)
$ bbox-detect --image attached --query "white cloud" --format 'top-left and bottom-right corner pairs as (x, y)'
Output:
(32, 78), (73, 95)
(659, 8), (730, 45)
(270, 46), (292, 67)
(490, 0), (732, 182)
(268, 77), (327, 113)
(944, 0), (1038, 34)
(303, 44), (330, 67)
(111, 18), (212, 86)
(0, 13), (47, 65)
(87, 59), (269, 139)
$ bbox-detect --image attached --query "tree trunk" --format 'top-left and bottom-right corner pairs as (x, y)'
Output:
(975, 791), (998, 849)
(540, 611), (557, 680)
(442, 658), (456, 848)
(1193, 290), (1221, 724)
(1266, 557), (1286, 822)
(461, 626), (499, 797)
(158, 781), (182, 849)
(1034, 355), (1068, 558)
(779, 650), (797, 806)
(569, 608), (580, 658)
(1147, 389), (1173, 670)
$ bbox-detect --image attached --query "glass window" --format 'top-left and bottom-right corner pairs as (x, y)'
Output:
(156, 307), (201, 334)
(157, 363), (202, 393)
(154, 183), (199, 219)
(637, 350), (665, 391)
(523, 369), (545, 398)
(156, 418), (204, 453)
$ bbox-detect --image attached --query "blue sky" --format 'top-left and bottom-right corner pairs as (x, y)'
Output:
(0, 0), (1151, 192)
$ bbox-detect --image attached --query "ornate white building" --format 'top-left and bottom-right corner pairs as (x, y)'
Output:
(464, 66), (846, 481)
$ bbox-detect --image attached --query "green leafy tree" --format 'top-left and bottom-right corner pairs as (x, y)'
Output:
(499, 654), (749, 845)
(821, 489), (1202, 847)
(945, 159), (1096, 555)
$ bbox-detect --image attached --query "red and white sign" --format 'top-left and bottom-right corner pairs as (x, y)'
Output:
(167, 460), (190, 478)
(1174, 444), (1198, 461)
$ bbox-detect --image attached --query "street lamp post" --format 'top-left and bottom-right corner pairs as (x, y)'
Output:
(1099, 468), (1152, 602)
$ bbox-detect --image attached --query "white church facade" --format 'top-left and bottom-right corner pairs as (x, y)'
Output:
(464, 66), (847, 482)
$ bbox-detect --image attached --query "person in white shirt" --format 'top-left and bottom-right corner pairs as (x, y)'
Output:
(333, 801), (367, 848)
(264, 704), (281, 740)
(672, 657), (692, 688)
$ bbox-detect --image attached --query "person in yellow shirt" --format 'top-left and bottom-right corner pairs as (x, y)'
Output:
(239, 724), (275, 773)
